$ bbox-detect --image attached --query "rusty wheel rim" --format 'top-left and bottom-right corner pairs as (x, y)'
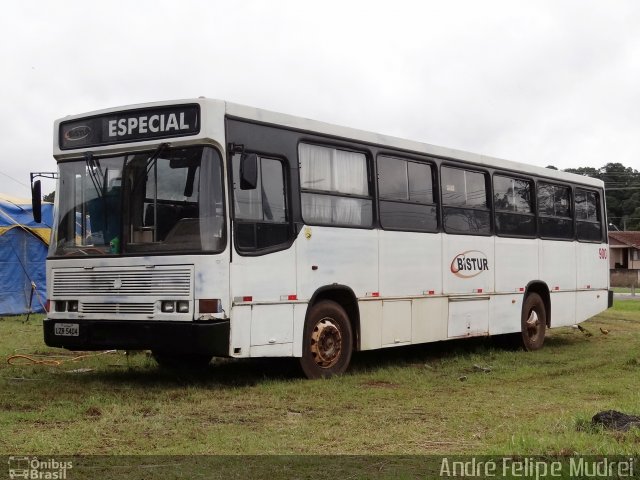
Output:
(310, 317), (342, 368)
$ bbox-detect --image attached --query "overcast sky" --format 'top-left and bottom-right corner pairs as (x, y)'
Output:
(1, 0), (639, 198)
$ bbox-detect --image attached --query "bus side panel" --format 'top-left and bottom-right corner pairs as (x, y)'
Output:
(230, 305), (251, 357)
(575, 291), (608, 324)
(228, 304), (296, 358)
(250, 304), (293, 348)
(379, 231), (442, 296)
(576, 242), (609, 290)
(359, 300), (382, 350)
(489, 293), (524, 335)
(292, 304), (307, 357)
(411, 297), (448, 344)
(550, 291), (577, 327)
(230, 247), (297, 357)
(296, 226), (378, 299)
(540, 240), (576, 326)
(358, 297), (449, 350)
(494, 237), (538, 293)
(442, 235), (494, 294)
(448, 298), (489, 337)
(539, 240), (577, 291)
(230, 247), (297, 302)
(575, 241), (609, 324)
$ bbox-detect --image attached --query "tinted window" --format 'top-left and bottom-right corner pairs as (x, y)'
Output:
(233, 154), (289, 251)
(260, 159), (286, 222)
(377, 156), (436, 232)
(538, 183), (570, 218)
(575, 190), (599, 222)
(495, 212), (536, 237)
(493, 175), (532, 213)
(443, 207), (491, 234)
(299, 143), (372, 227)
(442, 167), (487, 208)
(441, 166), (489, 234)
(493, 175), (535, 237)
(379, 156), (434, 202)
(408, 162), (433, 204)
(537, 182), (573, 239)
(378, 156), (408, 200)
(576, 189), (602, 242)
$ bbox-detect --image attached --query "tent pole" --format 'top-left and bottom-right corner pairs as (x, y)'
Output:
(25, 281), (35, 323)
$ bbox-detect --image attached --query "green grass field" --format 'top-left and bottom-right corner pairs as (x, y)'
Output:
(612, 287), (639, 294)
(1, 301), (639, 456)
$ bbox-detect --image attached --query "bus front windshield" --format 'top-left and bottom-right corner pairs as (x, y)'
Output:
(52, 146), (225, 256)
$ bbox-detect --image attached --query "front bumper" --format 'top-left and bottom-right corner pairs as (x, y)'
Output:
(43, 318), (230, 356)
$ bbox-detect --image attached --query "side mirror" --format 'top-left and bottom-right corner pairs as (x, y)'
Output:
(240, 153), (258, 190)
(31, 179), (42, 223)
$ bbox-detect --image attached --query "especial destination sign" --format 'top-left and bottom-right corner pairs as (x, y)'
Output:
(59, 104), (200, 150)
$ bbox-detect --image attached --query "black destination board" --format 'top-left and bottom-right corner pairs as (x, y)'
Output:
(59, 104), (200, 150)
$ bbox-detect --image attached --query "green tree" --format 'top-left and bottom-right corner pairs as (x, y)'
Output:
(564, 163), (640, 230)
(565, 166), (601, 177)
(43, 191), (55, 203)
(625, 207), (640, 231)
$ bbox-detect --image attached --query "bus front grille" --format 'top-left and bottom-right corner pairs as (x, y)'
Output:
(52, 266), (193, 298)
(80, 303), (156, 315)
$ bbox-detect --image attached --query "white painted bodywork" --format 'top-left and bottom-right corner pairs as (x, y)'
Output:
(49, 98), (610, 359)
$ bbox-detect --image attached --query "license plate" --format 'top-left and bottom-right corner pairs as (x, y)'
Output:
(54, 323), (79, 336)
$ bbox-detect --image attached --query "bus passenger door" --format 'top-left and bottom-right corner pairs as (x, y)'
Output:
(228, 152), (297, 358)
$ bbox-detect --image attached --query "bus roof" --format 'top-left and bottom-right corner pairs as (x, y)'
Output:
(54, 97), (604, 189)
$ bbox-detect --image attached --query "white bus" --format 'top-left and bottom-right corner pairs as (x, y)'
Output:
(37, 98), (611, 378)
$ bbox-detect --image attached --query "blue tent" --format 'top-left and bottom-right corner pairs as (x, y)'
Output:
(0, 195), (53, 315)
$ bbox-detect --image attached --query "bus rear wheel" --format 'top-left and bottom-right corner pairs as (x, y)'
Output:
(300, 300), (353, 379)
(521, 293), (547, 351)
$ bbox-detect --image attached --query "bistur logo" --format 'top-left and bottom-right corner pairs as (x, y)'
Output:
(450, 250), (489, 278)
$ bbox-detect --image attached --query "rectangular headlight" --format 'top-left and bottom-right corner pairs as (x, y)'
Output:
(177, 301), (189, 313)
(161, 301), (175, 313)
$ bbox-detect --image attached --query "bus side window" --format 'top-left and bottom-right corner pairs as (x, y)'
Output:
(493, 174), (535, 237)
(232, 154), (289, 252)
(377, 155), (437, 232)
(298, 143), (372, 228)
(441, 166), (491, 235)
(575, 189), (603, 242)
(537, 182), (573, 239)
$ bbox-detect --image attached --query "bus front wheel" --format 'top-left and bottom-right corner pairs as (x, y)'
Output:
(521, 293), (547, 351)
(300, 300), (353, 379)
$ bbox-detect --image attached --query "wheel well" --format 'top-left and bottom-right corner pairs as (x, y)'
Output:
(309, 286), (360, 351)
(525, 282), (551, 327)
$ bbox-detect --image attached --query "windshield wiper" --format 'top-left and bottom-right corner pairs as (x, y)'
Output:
(84, 152), (104, 198)
(145, 142), (170, 177)
(130, 142), (170, 193)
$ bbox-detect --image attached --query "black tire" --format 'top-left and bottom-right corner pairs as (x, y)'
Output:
(520, 292), (547, 351)
(152, 351), (212, 369)
(299, 300), (353, 379)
